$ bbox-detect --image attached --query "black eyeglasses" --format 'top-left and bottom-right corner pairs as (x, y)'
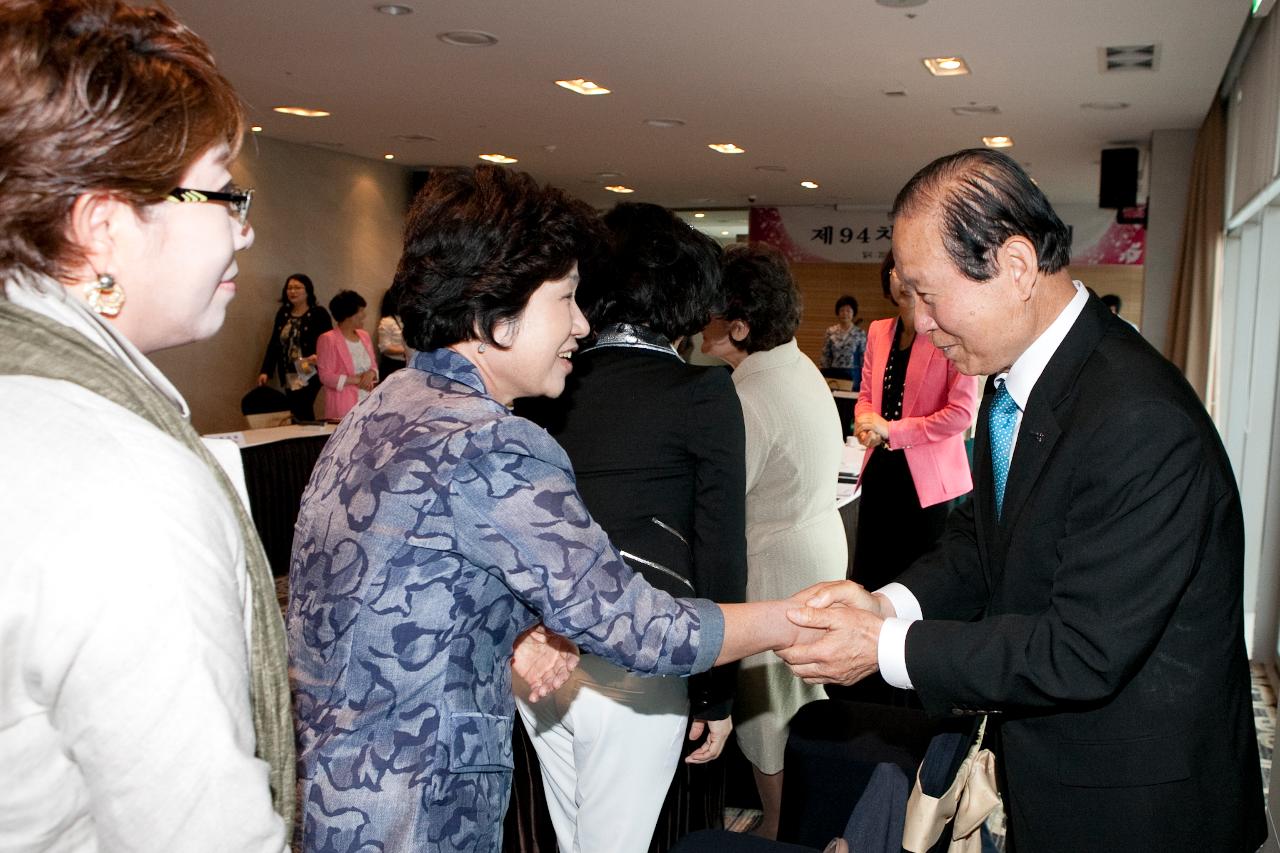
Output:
(166, 185), (254, 226)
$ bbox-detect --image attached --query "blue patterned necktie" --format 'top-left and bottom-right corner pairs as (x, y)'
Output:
(989, 379), (1019, 519)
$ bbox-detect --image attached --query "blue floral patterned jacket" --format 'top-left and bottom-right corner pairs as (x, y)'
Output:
(287, 348), (723, 853)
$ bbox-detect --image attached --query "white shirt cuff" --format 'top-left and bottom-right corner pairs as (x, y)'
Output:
(335, 374), (348, 391)
(874, 582), (922, 690)
(877, 617), (915, 690)
(876, 582), (922, 621)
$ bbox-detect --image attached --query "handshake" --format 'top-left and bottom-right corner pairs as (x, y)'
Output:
(513, 580), (896, 704)
(776, 580), (894, 686)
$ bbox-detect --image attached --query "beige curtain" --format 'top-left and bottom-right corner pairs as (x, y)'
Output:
(1165, 98), (1227, 401)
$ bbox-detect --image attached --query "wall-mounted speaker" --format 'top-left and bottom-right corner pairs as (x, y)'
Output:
(1099, 148), (1139, 209)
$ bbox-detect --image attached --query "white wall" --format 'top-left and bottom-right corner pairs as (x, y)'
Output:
(151, 135), (411, 433)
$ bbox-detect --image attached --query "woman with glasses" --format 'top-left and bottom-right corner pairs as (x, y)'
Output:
(0, 1), (291, 849)
(257, 273), (332, 423)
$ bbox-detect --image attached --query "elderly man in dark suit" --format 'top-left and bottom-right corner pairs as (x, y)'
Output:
(781, 148), (1265, 852)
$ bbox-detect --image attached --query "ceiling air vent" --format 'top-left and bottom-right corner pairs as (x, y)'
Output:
(1099, 44), (1159, 72)
(952, 104), (1001, 117)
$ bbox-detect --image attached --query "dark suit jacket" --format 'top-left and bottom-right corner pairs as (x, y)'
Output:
(897, 295), (1265, 852)
(520, 345), (748, 719)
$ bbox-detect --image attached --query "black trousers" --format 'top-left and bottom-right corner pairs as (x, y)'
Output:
(850, 447), (949, 591)
(285, 376), (322, 423)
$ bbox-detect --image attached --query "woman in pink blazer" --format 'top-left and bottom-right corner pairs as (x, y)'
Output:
(852, 251), (978, 592)
(316, 289), (378, 421)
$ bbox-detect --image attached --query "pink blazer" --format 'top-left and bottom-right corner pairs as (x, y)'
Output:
(317, 328), (377, 421)
(856, 318), (979, 508)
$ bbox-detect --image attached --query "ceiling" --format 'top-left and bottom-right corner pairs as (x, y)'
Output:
(167, 0), (1250, 211)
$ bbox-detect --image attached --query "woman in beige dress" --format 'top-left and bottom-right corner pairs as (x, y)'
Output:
(700, 243), (848, 839)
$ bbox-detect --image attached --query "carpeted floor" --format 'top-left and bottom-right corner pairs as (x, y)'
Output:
(725, 663), (1279, 849)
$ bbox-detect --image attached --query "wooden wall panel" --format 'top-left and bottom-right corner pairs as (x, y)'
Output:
(790, 263), (1146, 365)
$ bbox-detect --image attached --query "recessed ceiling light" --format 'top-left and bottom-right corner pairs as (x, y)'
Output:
(643, 118), (685, 128)
(273, 106), (331, 117)
(800, 180), (819, 189)
(374, 4), (413, 15)
(923, 56), (970, 76)
(1081, 101), (1131, 111)
(694, 213), (706, 218)
(755, 165), (787, 173)
(604, 185), (635, 194)
(708, 143), (745, 154)
(982, 135), (1014, 148)
(250, 125), (263, 133)
(556, 79), (611, 96)
(437, 30), (499, 47)
(478, 153), (518, 164)
(721, 231), (730, 236)
(384, 154), (395, 160)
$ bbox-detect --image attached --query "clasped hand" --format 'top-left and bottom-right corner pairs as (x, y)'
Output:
(853, 412), (889, 449)
(777, 580), (887, 686)
(512, 623), (579, 701)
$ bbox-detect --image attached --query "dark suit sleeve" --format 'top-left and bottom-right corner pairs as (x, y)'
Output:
(897, 495), (990, 623)
(685, 368), (748, 720)
(902, 396), (1223, 717)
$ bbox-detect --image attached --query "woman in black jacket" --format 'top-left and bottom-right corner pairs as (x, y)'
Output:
(516, 203), (747, 853)
(256, 273), (331, 422)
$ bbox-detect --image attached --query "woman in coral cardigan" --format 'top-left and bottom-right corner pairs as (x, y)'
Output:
(316, 289), (377, 421)
(852, 251), (979, 592)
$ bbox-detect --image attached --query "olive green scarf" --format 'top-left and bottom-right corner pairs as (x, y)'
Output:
(0, 298), (296, 835)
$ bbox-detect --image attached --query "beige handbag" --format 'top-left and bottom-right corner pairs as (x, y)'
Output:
(901, 716), (1000, 853)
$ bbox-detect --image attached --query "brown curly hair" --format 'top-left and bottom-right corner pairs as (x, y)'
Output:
(0, 0), (244, 281)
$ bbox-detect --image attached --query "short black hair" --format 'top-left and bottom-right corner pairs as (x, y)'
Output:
(719, 243), (802, 354)
(1100, 293), (1122, 312)
(880, 250), (896, 301)
(280, 273), (316, 309)
(835, 294), (858, 316)
(394, 165), (603, 352)
(577, 202), (722, 341)
(329, 289), (366, 323)
(892, 148), (1071, 282)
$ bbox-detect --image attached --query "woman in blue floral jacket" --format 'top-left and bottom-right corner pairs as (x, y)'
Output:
(287, 165), (815, 853)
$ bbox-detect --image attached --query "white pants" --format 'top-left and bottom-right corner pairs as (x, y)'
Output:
(514, 654), (689, 853)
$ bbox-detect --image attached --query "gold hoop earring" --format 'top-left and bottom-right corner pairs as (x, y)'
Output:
(86, 273), (125, 317)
